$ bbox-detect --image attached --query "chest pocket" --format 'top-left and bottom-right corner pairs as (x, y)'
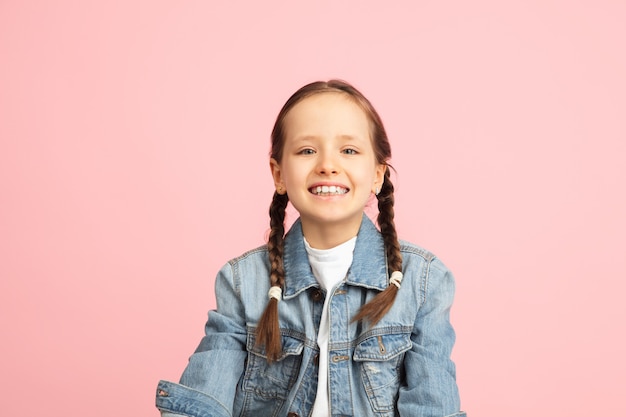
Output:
(242, 331), (305, 400)
(354, 332), (412, 413)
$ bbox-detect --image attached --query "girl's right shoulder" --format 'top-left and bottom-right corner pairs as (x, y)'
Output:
(227, 244), (270, 266)
(217, 245), (272, 315)
(221, 245), (272, 293)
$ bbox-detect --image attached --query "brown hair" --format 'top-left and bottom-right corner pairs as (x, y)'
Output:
(255, 80), (402, 362)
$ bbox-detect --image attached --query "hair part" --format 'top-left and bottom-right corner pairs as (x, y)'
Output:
(256, 80), (403, 362)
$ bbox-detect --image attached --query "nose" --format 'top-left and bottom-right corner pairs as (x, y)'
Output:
(317, 151), (339, 175)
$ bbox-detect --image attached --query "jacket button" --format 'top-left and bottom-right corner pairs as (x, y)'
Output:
(287, 413), (299, 417)
(311, 289), (323, 302)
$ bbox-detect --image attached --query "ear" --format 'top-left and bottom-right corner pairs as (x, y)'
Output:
(372, 163), (386, 194)
(270, 158), (286, 194)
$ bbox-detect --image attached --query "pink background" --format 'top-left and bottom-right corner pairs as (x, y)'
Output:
(1, 1), (624, 415)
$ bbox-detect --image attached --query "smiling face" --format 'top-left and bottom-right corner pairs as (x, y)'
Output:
(270, 92), (385, 248)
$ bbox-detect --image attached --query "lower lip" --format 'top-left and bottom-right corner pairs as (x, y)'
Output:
(309, 190), (348, 197)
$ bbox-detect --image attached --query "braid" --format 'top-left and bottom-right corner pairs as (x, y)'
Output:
(255, 191), (289, 362)
(268, 192), (288, 288)
(352, 168), (402, 325)
(377, 169), (402, 272)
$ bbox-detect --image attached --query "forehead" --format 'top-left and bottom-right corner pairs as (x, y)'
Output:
(282, 92), (371, 139)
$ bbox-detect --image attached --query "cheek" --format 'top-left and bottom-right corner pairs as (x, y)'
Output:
(281, 163), (306, 186)
(353, 172), (377, 195)
(362, 164), (382, 185)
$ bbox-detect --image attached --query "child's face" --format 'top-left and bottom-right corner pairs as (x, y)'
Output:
(270, 92), (385, 247)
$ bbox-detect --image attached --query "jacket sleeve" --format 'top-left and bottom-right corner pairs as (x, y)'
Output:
(156, 262), (248, 417)
(397, 258), (466, 417)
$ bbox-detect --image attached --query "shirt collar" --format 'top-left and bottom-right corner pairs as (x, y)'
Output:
(282, 214), (388, 299)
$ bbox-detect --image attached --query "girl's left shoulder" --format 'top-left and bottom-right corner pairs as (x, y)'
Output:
(398, 239), (436, 262)
(398, 239), (453, 277)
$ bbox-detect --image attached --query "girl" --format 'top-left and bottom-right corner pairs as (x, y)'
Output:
(156, 80), (465, 417)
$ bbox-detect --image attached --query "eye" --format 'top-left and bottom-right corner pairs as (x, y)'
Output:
(298, 148), (316, 155)
(342, 148), (358, 155)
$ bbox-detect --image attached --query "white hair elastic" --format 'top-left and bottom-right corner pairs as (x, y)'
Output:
(268, 286), (282, 301)
(389, 271), (403, 288)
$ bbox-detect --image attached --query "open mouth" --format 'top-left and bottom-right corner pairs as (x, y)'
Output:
(309, 185), (349, 196)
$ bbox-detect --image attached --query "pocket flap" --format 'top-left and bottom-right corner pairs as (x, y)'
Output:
(353, 332), (412, 361)
(246, 331), (305, 362)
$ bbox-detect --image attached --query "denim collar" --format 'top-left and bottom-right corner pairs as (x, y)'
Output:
(282, 214), (388, 299)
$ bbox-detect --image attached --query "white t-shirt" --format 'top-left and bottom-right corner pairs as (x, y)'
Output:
(304, 236), (357, 417)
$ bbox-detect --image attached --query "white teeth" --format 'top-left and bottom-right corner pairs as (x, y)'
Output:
(310, 185), (347, 195)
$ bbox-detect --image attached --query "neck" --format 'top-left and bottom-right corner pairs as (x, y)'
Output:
(300, 216), (362, 249)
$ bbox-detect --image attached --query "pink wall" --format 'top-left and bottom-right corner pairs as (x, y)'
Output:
(1, 1), (624, 415)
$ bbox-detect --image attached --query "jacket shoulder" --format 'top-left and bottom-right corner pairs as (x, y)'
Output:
(227, 244), (269, 266)
(399, 240), (452, 276)
(399, 239), (436, 263)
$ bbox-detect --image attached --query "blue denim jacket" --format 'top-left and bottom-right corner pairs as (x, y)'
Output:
(156, 216), (465, 417)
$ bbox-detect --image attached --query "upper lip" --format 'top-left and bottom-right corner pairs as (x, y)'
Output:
(309, 182), (348, 190)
